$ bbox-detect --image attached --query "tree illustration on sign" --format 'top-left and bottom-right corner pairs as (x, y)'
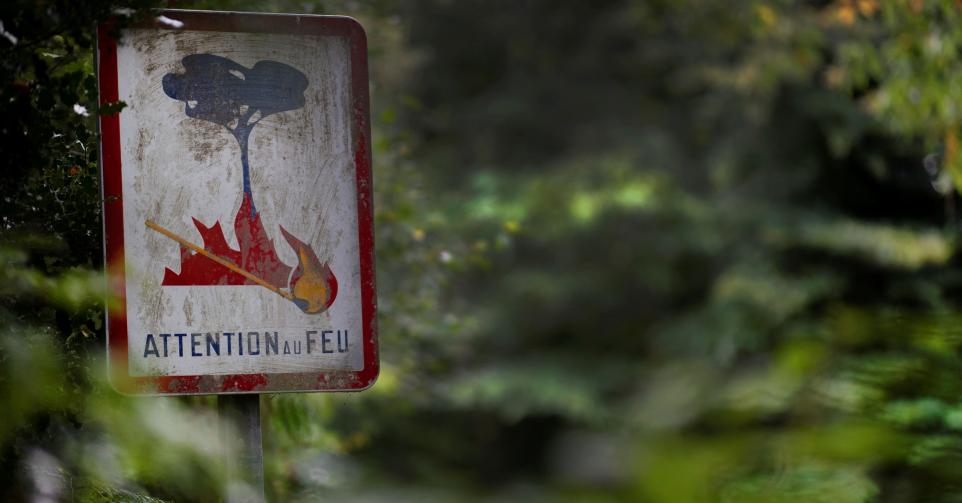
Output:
(145, 54), (337, 314)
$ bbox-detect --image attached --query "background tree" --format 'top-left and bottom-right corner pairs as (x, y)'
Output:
(5, 0), (962, 501)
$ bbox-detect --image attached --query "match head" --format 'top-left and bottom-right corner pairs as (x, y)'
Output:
(292, 297), (314, 313)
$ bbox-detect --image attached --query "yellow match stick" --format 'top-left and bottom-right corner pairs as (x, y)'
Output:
(145, 219), (295, 301)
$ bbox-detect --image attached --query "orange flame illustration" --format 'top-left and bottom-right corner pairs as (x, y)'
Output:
(280, 226), (338, 314)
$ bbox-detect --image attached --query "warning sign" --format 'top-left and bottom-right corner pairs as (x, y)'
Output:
(98, 11), (377, 394)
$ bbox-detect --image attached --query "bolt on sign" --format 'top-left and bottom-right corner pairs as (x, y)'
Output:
(97, 10), (377, 394)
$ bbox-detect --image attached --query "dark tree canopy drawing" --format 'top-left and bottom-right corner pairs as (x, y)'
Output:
(150, 54), (336, 314)
(162, 54), (309, 210)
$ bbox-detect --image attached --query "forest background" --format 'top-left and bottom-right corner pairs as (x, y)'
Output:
(2, 0), (962, 501)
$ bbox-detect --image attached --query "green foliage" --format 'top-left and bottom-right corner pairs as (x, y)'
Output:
(9, 0), (962, 501)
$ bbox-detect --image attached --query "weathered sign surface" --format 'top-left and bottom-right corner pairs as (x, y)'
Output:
(98, 10), (377, 394)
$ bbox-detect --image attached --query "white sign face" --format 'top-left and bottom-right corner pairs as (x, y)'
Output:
(98, 12), (377, 394)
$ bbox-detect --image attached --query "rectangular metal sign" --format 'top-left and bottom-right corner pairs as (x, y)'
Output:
(97, 10), (377, 394)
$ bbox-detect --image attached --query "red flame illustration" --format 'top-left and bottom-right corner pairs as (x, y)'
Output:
(159, 193), (337, 313)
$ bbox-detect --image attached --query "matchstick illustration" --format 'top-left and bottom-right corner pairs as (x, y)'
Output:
(146, 219), (335, 313)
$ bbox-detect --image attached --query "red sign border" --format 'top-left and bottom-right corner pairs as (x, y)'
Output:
(97, 10), (378, 395)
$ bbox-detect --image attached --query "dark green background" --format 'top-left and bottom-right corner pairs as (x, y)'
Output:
(2, 1), (961, 501)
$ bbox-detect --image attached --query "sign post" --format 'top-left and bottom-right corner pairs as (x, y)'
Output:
(220, 394), (265, 502)
(97, 10), (377, 497)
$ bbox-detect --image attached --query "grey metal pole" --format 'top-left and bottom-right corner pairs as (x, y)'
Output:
(219, 394), (265, 503)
